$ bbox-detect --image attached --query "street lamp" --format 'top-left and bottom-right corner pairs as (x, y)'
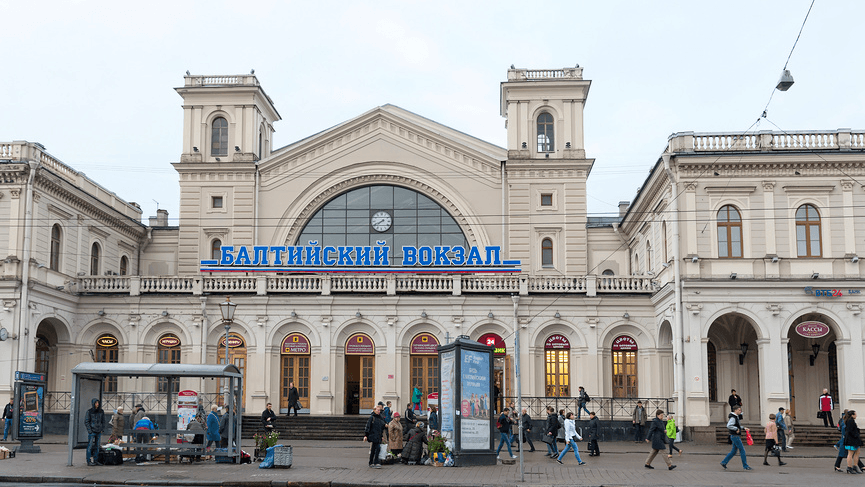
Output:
(218, 296), (237, 403)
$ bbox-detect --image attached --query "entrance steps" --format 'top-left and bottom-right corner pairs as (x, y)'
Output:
(713, 424), (839, 446)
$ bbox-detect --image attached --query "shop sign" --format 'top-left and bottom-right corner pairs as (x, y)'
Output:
(611, 335), (638, 351)
(478, 333), (506, 356)
(219, 334), (245, 348)
(281, 333), (310, 354)
(410, 333), (440, 354)
(200, 244), (521, 274)
(804, 286), (861, 297)
(545, 334), (571, 350)
(345, 333), (374, 355)
(158, 335), (180, 347)
(96, 334), (118, 347)
(795, 321), (830, 338)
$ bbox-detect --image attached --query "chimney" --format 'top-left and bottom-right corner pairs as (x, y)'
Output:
(618, 201), (630, 218)
(149, 209), (169, 227)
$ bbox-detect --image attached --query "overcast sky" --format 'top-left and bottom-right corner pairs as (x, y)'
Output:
(2, 0), (862, 224)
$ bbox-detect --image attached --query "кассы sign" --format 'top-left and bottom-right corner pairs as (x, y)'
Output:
(795, 321), (830, 338)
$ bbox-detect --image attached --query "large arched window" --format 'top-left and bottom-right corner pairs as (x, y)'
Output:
(90, 243), (100, 275)
(796, 204), (821, 257)
(50, 224), (62, 271)
(119, 256), (129, 276)
(211, 239), (222, 260)
(541, 238), (553, 267)
(645, 240), (652, 272)
(612, 335), (638, 398)
(36, 335), (50, 386)
(296, 184), (467, 263)
(158, 334), (181, 393)
(211, 117), (228, 156)
(536, 112), (554, 152)
(95, 334), (119, 393)
(717, 205), (742, 258)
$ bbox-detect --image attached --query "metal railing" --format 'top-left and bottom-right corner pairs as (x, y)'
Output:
(501, 396), (674, 422)
(46, 391), (223, 413)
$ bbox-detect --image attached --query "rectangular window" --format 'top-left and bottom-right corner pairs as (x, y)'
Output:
(540, 194), (553, 207)
(212, 196), (223, 209)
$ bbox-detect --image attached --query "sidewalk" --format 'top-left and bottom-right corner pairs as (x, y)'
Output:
(0, 435), (859, 486)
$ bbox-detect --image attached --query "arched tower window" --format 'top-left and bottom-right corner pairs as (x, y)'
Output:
(717, 205), (742, 258)
(50, 224), (62, 271)
(537, 112), (554, 152)
(645, 240), (652, 272)
(796, 204), (821, 257)
(211, 117), (228, 157)
(211, 239), (222, 260)
(541, 238), (553, 267)
(90, 243), (100, 275)
(119, 256), (129, 276)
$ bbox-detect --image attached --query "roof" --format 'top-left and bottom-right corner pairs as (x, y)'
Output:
(71, 362), (242, 378)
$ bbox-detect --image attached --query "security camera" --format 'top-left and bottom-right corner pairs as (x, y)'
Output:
(691, 256), (699, 263)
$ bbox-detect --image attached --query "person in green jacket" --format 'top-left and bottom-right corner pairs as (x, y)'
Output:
(666, 412), (683, 457)
(411, 384), (422, 413)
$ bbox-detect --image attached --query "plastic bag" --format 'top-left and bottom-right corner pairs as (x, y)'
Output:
(259, 444), (283, 468)
(745, 430), (753, 446)
(444, 453), (454, 467)
(378, 443), (388, 461)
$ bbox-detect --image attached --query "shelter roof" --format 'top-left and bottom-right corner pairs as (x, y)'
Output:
(71, 362), (241, 378)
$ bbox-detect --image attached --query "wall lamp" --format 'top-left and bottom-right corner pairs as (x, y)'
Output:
(488, 311), (494, 319)
(291, 311), (297, 318)
(730, 272), (737, 280)
(554, 311), (561, 319)
(421, 310), (427, 319)
(661, 262), (670, 268)
(161, 310), (169, 317)
(811, 273), (819, 279)
(739, 342), (749, 365)
(622, 312), (630, 320)
(771, 256), (779, 263)
(97, 310), (105, 316)
(691, 256), (699, 263)
(852, 256), (860, 263)
(810, 343), (820, 366)
(355, 311), (362, 318)
(193, 147), (199, 152)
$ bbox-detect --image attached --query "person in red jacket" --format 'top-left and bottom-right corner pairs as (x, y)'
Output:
(820, 389), (835, 428)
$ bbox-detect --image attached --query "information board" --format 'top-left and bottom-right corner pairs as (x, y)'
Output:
(459, 349), (490, 450)
(440, 351), (455, 434)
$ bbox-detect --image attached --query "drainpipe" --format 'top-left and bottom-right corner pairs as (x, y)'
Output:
(662, 153), (686, 424)
(254, 166), (260, 244)
(18, 161), (39, 371)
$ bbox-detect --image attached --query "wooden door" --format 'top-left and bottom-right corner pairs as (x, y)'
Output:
(411, 356), (439, 410)
(359, 356), (375, 411)
(218, 348), (247, 409)
(281, 355), (310, 410)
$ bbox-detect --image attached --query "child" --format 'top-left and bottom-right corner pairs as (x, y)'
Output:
(666, 412), (682, 457)
(763, 413), (787, 466)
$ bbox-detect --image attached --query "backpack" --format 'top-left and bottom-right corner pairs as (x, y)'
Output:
(496, 420), (501, 429)
(585, 394), (591, 403)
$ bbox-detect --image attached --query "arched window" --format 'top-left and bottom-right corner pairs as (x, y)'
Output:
(119, 256), (129, 276)
(633, 251), (639, 274)
(211, 117), (228, 156)
(158, 334), (181, 393)
(536, 112), (554, 152)
(707, 341), (717, 402)
(95, 334), (119, 392)
(717, 205), (742, 258)
(211, 239), (222, 260)
(90, 243), (100, 275)
(645, 240), (652, 272)
(612, 335), (638, 398)
(796, 204), (821, 257)
(541, 238), (553, 267)
(50, 224), (62, 271)
(36, 335), (50, 386)
(544, 334), (570, 397)
(662, 221), (668, 263)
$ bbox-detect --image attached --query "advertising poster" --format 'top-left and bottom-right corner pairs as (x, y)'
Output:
(459, 349), (490, 449)
(17, 383), (44, 438)
(177, 390), (199, 432)
(440, 351), (455, 434)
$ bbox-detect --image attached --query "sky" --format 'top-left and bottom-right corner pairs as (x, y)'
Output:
(1, 0), (862, 224)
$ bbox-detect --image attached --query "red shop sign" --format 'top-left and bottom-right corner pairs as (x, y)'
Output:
(545, 334), (571, 350)
(97, 334), (118, 348)
(346, 333), (374, 355)
(219, 334), (245, 348)
(158, 334), (180, 348)
(478, 333), (506, 356)
(795, 321), (830, 339)
(611, 335), (638, 351)
(410, 333), (440, 355)
(281, 333), (310, 354)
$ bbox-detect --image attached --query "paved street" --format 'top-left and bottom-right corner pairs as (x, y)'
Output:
(0, 436), (859, 486)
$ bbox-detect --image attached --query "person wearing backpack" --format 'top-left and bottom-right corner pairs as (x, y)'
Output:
(495, 408), (516, 460)
(577, 387), (591, 420)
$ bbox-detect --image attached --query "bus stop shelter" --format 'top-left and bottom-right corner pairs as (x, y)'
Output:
(67, 363), (243, 466)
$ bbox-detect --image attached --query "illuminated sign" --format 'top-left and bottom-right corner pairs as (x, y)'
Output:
(345, 333), (374, 355)
(545, 334), (571, 350)
(281, 333), (310, 354)
(478, 333), (506, 356)
(200, 244), (521, 273)
(97, 334), (118, 347)
(219, 334), (245, 348)
(158, 335), (180, 347)
(410, 333), (440, 355)
(611, 335), (638, 351)
(795, 321), (830, 338)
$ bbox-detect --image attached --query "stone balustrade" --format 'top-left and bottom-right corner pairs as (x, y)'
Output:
(667, 129), (865, 153)
(183, 74), (259, 87)
(74, 274), (654, 296)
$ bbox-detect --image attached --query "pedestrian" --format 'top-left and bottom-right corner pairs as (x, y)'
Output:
(632, 400), (647, 443)
(762, 413), (786, 466)
(775, 407), (788, 451)
(666, 412), (682, 457)
(111, 406), (125, 442)
(428, 405), (439, 432)
(404, 402), (417, 422)
(834, 410), (865, 472)
(509, 403), (519, 447)
(402, 421), (427, 465)
(2, 398), (13, 441)
(645, 410), (676, 470)
(205, 405), (220, 454)
(132, 404), (146, 427)
(363, 403), (387, 468)
(219, 405), (231, 448)
(133, 414), (156, 464)
(496, 407), (517, 460)
(383, 401), (392, 424)
(728, 389), (743, 410)
(84, 398), (105, 466)
(186, 417), (205, 462)
(720, 406), (752, 470)
(784, 408), (795, 447)
(521, 407), (535, 452)
(411, 383), (422, 412)
(261, 402), (276, 432)
(544, 406), (560, 458)
(586, 411), (600, 456)
(845, 410), (863, 474)
(387, 412), (403, 458)
(555, 412), (585, 465)
(287, 382), (300, 417)
(577, 386), (591, 419)
(557, 409), (566, 444)
(820, 389), (835, 428)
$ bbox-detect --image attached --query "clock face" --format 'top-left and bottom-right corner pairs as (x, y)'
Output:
(371, 211), (392, 232)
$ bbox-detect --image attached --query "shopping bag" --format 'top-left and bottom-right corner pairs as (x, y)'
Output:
(745, 430), (753, 446)
(378, 443), (388, 461)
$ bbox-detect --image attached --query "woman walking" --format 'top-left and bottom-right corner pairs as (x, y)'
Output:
(645, 410), (676, 470)
(387, 412), (404, 458)
(762, 413), (786, 466)
(665, 412), (682, 458)
(844, 410), (863, 474)
(783, 409), (794, 447)
(835, 410), (865, 472)
(555, 412), (585, 465)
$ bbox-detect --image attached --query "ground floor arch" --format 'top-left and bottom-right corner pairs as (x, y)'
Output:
(344, 332), (375, 414)
(786, 313), (841, 424)
(706, 313), (761, 423)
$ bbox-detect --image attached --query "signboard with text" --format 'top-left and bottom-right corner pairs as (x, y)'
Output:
(545, 334), (571, 350)
(410, 333), (440, 354)
(478, 333), (506, 356)
(795, 321), (830, 338)
(345, 333), (375, 355)
(611, 335), (638, 351)
(281, 333), (311, 354)
(459, 349), (491, 450)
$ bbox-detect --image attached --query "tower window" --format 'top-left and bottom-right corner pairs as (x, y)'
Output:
(796, 204), (821, 257)
(90, 242), (100, 275)
(212, 196), (223, 209)
(537, 112), (554, 153)
(50, 224), (62, 271)
(717, 205), (743, 258)
(540, 194), (553, 207)
(211, 117), (228, 157)
(541, 238), (553, 267)
(119, 256), (129, 276)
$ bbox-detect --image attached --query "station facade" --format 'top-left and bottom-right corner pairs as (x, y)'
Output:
(1, 67), (863, 426)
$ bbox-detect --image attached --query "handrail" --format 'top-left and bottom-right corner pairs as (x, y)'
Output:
(500, 396), (675, 422)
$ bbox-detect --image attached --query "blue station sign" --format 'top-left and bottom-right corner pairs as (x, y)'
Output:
(201, 243), (521, 274)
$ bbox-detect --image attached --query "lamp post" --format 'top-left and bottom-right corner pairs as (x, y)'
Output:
(218, 296), (237, 404)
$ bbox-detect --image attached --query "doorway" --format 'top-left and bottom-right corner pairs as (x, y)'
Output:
(345, 355), (374, 414)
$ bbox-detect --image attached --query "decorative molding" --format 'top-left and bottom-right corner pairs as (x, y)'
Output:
(10, 189), (20, 199)
(686, 303), (702, 315)
(89, 225), (109, 239)
(847, 303), (862, 316)
(762, 181), (776, 191)
(766, 304), (782, 316)
(684, 183), (697, 192)
(203, 228), (230, 239)
(32, 192), (40, 203)
(841, 180), (854, 191)
(48, 204), (73, 220)
(704, 185), (756, 195)
(782, 185), (835, 194)
(118, 240), (136, 252)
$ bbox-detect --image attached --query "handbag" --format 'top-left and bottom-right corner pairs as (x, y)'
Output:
(745, 430), (754, 446)
(541, 434), (554, 445)
(817, 411), (825, 419)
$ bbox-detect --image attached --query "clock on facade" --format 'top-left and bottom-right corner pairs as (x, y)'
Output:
(371, 211), (392, 232)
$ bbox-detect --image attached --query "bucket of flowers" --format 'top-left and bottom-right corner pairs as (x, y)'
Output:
(427, 431), (449, 466)
(253, 431), (280, 460)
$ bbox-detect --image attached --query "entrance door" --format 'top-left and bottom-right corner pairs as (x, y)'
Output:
(345, 355), (361, 414)
(281, 355), (310, 410)
(411, 355), (439, 410)
(360, 356), (375, 411)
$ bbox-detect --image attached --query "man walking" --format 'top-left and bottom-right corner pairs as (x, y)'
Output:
(521, 407), (535, 452)
(645, 410), (676, 470)
(577, 387), (591, 419)
(496, 407), (517, 460)
(728, 389), (743, 410)
(775, 407), (788, 451)
(2, 398), (13, 441)
(820, 389), (834, 428)
(84, 398), (106, 466)
(632, 401), (647, 443)
(544, 406), (559, 458)
(287, 382), (300, 417)
(587, 411), (600, 456)
(721, 406), (752, 470)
